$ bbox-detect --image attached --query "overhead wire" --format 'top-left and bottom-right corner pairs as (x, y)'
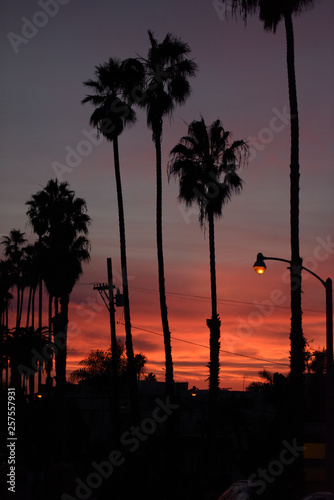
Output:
(79, 282), (324, 314)
(117, 321), (290, 367)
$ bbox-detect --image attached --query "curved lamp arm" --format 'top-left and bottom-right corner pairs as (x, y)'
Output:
(253, 252), (327, 287)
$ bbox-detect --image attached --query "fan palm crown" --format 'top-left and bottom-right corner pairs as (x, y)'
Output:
(141, 30), (198, 139)
(82, 57), (145, 140)
(229, 0), (315, 32)
(169, 117), (248, 225)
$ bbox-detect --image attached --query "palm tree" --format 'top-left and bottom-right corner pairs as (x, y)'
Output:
(6, 326), (49, 395)
(168, 117), (248, 403)
(82, 57), (144, 420)
(222, 0), (314, 392)
(0, 260), (13, 388)
(140, 31), (198, 396)
(70, 343), (147, 384)
(21, 244), (39, 330)
(25, 189), (48, 328)
(0, 259), (13, 327)
(26, 187), (55, 388)
(1, 230), (27, 331)
(26, 180), (91, 389)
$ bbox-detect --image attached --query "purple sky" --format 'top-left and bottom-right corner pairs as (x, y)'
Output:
(1, 0), (334, 390)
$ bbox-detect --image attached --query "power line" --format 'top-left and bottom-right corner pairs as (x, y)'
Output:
(80, 282), (323, 314)
(117, 321), (290, 368)
(129, 286), (324, 314)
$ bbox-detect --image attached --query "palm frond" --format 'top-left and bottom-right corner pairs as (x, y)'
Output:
(169, 117), (249, 227)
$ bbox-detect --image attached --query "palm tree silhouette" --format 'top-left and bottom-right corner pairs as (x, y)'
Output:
(1, 229), (27, 330)
(0, 259), (13, 387)
(140, 31), (198, 396)
(21, 244), (39, 330)
(82, 57), (144, 419)
(26, 180), (91, 389)
(168, 117), (248, 403)
(7, 326), (49, 395)
(222, 0), (314, 391)
(26, 188), (53, 389)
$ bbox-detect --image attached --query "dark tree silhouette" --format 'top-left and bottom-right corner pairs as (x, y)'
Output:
(219, 3), (315, 492)
(7, 326), (49, 394)
(1, 230), (27, 331)
(0, 260), (13, 388)
(245, 369), (274, 392)
(21, 244), (39, 330)
(222, 0), (315, 391)
(70, 342), (147, 385)
(82, 57), (144, 420)
(26, 186), (58, 389)
(26, 180), (91, 390)
(168, 117), (248, 405)
(140, 31), (198, 397)
(0, 259), (13, 327)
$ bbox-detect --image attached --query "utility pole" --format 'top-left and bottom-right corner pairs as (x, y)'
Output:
(93, 257), (123, 444)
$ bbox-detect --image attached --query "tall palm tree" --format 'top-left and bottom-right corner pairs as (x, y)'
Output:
(21, 244), (39, 330)
(168, 117), (248, 402)
(140, 31), (198, 396)
(0, 259), (13, 327)
(222, 0), (314, 390)
(0, 260), (13, 388)
(26, 187), (55, 388)
(1, 230), (27, 330)
(26, 180), (91, 389)
(82, 57), (144, 420)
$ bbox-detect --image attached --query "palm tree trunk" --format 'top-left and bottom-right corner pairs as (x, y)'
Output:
(31, 285), (36, 330)
(5, 308), (9, 388)
(16, 284), (20, 329)
(155, 131), (174, 397)
(284, 11), (305, 495)
(55, 294), (68, 390)
(26, 286), (32, 328)
(29, 372), (35, 400)
(38, 276), (43, 330)
(113, 136), (139, 423)
(206, 210), (221, 486)
(38, 276), (43, 390)
(37, 239), (43, 390)
(207, 210), (220, 400)
(18, 286), (25, 329)
(284, 10), (305, 383)
(46, 293), (53, 389)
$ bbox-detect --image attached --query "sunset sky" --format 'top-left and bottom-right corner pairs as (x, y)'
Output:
(1, 0), (333, 391)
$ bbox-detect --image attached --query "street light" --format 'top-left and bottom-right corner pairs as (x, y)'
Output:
(253, 252), (334, 491)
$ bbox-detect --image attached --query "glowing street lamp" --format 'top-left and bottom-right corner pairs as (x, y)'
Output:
(253, 252), (334, 491)
(253, 253), (267, 274)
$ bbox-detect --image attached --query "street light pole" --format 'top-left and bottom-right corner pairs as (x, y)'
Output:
(253, 253), (334, 491)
